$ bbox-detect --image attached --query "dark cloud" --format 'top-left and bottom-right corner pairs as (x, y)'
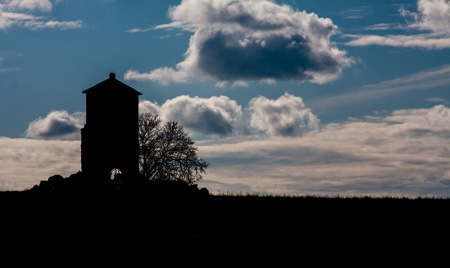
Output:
(26, 110), (85, 140)
(38, 120), (79, 138)
(125, 0), (354, 85)
(140, 96), (242, 135)
(196, 32), (317, 81)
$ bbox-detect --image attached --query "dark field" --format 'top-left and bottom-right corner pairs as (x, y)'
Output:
(1, 188), (450, 265)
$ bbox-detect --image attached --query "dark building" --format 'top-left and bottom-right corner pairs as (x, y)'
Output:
(81, 73), (142, 180)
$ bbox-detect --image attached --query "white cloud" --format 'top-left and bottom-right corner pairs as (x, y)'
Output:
(124, 67), (189, 86)
(5, 0), (53, 11)
(425, 104), (450, 127)
(0, 0), (83, 30)
(0, 137), (80, 191)
(426, 97), (450, 106)
(0, 6), (13, 29)
(127, 22), (193, 34)
(23, 19), (83, 30)
(345, 33), (450, 49)
(126, 0), (354, 85)
(127, 27), (152, 33)
(199, 105), (450, 196)
(139, 99), (160, 115)
(346, 0), (450, 49)
(248, 93), (320, 136)
(25, 110), (85, 140)
(414, 0), (450, 34)
(2, 10), (42, 20)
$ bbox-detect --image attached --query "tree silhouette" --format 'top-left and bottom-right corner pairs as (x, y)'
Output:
(138, 113), (209, 185)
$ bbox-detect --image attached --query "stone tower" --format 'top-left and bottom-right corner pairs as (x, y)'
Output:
(81, 73), (142, 180)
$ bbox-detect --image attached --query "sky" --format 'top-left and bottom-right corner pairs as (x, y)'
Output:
(1, 0), (450, 196)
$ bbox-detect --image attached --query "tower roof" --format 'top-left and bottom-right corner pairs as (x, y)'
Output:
(82, 73), (142, 95)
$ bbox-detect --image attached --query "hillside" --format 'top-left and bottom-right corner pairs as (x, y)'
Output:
(1, 184), (450, 265)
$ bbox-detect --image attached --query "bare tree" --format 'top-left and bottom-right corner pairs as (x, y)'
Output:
(138, 113), (209, 185)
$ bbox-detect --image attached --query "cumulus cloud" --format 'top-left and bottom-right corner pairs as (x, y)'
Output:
(0, 0), (83, 30)
(346, 0), (450, 49)
(125, 0), (354, 85)
(139, 99), (160, 115)
(199, 105), (450, 196)
(412, 0), (450, 34)
(248, 93), (319, 136)
(139, 95), (242, 135)
(25, 110), (85, 140)
(27, 92), (318, 140)
(139, 93), (320, 136)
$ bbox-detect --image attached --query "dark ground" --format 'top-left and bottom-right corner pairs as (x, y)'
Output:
(1, 183), (450, 265)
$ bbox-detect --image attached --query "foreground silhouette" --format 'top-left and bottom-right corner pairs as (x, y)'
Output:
(29, 172), (209, 196)
(81, 73), (141, 181)
(80, 73), (208, 186)
(2, 172), (209, 265)
(2, 174), (450, 265)
(138, 113), (209, 184)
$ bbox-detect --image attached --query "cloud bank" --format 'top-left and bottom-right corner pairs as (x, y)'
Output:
(8, 105), (450, 196)
(346, 0), (450, 49)
(199, 105), (450, 196)
(125, 0), (354, 85)
(0, 0), (83, 30)
(0, 137), (80, 191)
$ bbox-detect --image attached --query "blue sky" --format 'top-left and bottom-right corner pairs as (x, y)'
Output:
(1, 0), (450, 195)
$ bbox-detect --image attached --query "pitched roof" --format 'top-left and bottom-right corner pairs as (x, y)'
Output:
(82, 73), (142, 96)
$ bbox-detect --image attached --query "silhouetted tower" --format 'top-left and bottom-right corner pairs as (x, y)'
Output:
(81, 73), (142, 181)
